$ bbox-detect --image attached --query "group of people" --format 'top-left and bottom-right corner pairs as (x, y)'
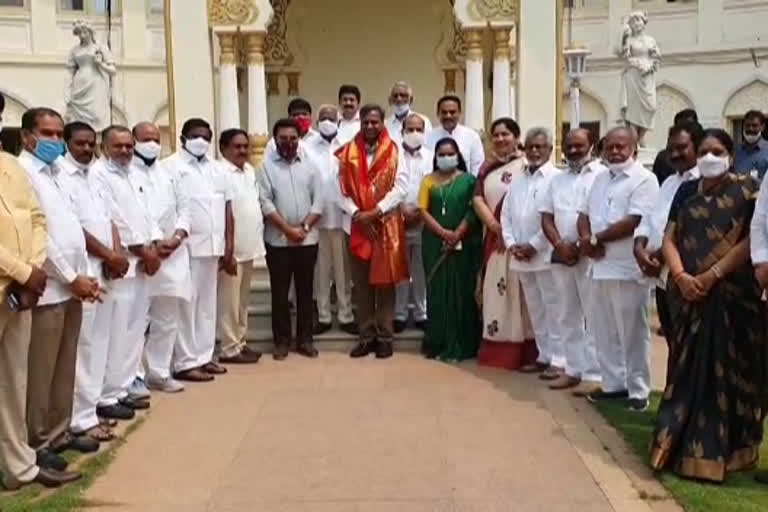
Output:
(1, 78), (768, 492)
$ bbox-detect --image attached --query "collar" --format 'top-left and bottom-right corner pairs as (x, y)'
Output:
(525, 163), (547, 177)
(20, 150), (53, 175)
(64, 152), (91, 175)
(403, 144), (423, 157)
(439, 124), (461, 136)
(340, 112), (360, 124)
(131, 155), (156, 172)
(365, 142), (378, 155)
(220, 157), (248, 173)
(682, 166), (700, 180)
(271, 150), (302, 164)
(181, 148), (209, 164)
(743, 139), (768, 152)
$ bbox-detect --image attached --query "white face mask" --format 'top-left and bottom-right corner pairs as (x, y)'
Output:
(135, 140), (162, 161)
(743, 131), (761, 145)
(184, 137), (210, 157)
(392, 103), (410, 117)
(402, 131), (424, 149)
(436, 155), (458, 172)
(606, 158), (634, 174)
(317, 119), (338, 137)
(106, 157), (130, 173)
(697, 152), (730, 178)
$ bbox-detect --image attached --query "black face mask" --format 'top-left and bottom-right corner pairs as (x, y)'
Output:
(134, 150), (156, 167)
(277, 141), (299, 161)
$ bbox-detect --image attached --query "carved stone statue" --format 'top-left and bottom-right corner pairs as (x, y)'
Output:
(65, 20), (117, 132)
(617, 11), (661, 147)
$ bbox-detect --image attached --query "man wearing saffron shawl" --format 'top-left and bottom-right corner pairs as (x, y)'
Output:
(336, 104), (409, 359)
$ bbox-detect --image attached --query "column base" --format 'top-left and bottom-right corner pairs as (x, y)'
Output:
(249, 133), (269, 167)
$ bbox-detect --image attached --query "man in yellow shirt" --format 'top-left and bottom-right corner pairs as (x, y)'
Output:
(0, 95), (81, 489)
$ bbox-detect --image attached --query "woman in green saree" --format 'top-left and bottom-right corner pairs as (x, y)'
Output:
(418, 137), (482, 361)
(649, 129), (767, 483)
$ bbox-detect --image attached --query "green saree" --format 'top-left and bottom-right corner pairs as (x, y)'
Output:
(649, 173), (767, 483)
(419, 172), (482, 361)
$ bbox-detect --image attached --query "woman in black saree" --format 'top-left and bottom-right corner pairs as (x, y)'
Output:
(649, 129), (767, 483)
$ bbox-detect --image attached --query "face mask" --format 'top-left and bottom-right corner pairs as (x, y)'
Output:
(105, 157), (130, 174)
(697, 152), (730, 178)
(402, 131), (424, 149)
(392, 103), (410, 117)
(743, 131), (761, 145)
(606, 158), (634, 174)
(33, 138), (65, 165)
(295, 117), (312, 135)
(567, 154), (591, 171)
(184, 137), (210, 157)
(135, 140), (161, 161)
(436, 155), (458, 172)
(278, 141), (299, 161)
(317, 119), (338, 137)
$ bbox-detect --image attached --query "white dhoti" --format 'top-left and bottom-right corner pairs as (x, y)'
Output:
(99, 277), (141, 406)
(550, 261), (600, 382)
(518, 270), (564, 368)
(395, 235), (427, 323)
(314, 229), (354, 325)
(123, 273), (150, 389)
(173, 257), (219, 373)
(71, 294), (115, 432)
(592, 279), (651, 399)
(145, 296), (182, 380)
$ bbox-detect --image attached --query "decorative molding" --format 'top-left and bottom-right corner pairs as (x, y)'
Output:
(464, 29), (483, 61)
(493, 28), (510, 60)
(245, 32), (265, 65)
(470, 0), (515, 21)
(249, 133), (269, 167)
(208, 0), (257, 26)
(443, 68), (458, 93)
(217, 32), (237, 65)
(266, 0), (294, 66)
(266, 72), (281, 96)
(447, 0), (467, 63)
(286, 71), (300, 96)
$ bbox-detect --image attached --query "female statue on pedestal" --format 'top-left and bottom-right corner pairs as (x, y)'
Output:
(65, 20), (116, 132)
(618, 11), (661, 147)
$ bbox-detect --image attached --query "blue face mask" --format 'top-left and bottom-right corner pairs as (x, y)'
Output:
(34, 138), (65, 165)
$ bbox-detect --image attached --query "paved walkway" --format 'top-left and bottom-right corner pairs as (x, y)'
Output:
(84, 339), (673, 512)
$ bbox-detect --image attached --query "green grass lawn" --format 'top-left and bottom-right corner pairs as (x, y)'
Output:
(0, 418), (143, 512)
(595, 393), (768, 512)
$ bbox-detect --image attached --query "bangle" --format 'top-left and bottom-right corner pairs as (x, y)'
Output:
(672, 270), (685, 283)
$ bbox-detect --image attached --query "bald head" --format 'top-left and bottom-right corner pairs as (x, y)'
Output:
(604, 126), (636, 165)
(132, 121), (160, 143)
(317, 104), (338, 122)
(564, 128), (592, 168)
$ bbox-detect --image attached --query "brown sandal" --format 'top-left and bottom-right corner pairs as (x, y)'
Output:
(173, 368), (215, 382)
(84, 425), (116, 442)
(201, 361), (227, 375)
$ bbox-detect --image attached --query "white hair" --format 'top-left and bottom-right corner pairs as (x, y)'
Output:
(524, 127), (553, 147)
(390, 81), (413, 98)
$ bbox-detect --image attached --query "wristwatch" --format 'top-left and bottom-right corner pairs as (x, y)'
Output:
(302, 223), (310, 233)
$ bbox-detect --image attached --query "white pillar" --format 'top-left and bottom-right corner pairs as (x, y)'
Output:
(492, 26), (512, 120)
(698, 0), (724, 48)
(569, 81), (581, 129)
(245, 32), (269, 165)
(463, 29), (485, 133)
(517, 0), (557, 132)
(216, 32), (240, 132)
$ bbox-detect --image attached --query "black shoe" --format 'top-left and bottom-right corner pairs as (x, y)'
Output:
(273, 344), (289, 361)
(393, 320), (407, 334)
(36, 449), (68, 471)
(119, 396), (150, 410)
(586, 389), (630, 403)
(313, 322), (332, 335)
(33, 467), (81, 488)
(376, 341), (394, 359)
(97, 403), (136, 420)
(296, 341), (319, 358)
(414, 320), (427, 331)
(52, 434), (99, 454)
(755, 470), (768, 484)
(350, 341), (375, 358)
(340, 322), (359, 335)
(627, 398), (649, 412)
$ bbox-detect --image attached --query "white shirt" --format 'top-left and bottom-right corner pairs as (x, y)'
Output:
(169, 150), (233, 258)
(384, 111), (432, 146)
(258, 148), (323, 247)
(426, 124), (485, 177)
(501, 162), (561, 272)
(57, 154), (114, 284)
(306, 134), (348, 232)
(141, 156), (192, 299)
(580, 160), (659, 281)
(18, 151), (88, 305)
(634, 166), (700, 252)
(540, 159), (607, 244)
(336, 147), (409, 219)
(93, 158), (160, 278)
(337, 113), (360, 145)
(218, 158), (265, 262)
(752, 171), (768, 264)
(401, 144), (434, 239)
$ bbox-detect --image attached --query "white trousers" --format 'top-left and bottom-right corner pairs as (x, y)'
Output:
(145, 296), (183, 380)
(99, 277), (142, 406)
(550, 262), (600, 382)
(519, 270), (565, 368)
(592, 279), (651, 399)
(124, 274), (149, 388)
(173, 257), (218, 373)
(395, 237), (427, 322)
(314, 229), (354, 324)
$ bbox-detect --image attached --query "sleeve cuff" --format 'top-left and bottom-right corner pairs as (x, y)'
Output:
(634, 225), (650, 239)
(752, 249), (768, 264)
(11, 263), (33, 286)
(261, 203), (277, 217)
(60, 265), (77, 284)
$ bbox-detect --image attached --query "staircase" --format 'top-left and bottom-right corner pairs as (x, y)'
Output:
(246, 258), (424, 353)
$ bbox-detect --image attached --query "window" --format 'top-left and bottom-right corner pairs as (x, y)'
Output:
(0, 0), (25, 7)
(59, 0), (120, 15)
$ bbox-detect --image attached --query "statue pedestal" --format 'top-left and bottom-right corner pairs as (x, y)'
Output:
(637, 146), (657, 169)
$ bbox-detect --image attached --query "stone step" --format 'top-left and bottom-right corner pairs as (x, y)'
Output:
(248, 277), (271, 305)
(245, 327), (424, 353)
